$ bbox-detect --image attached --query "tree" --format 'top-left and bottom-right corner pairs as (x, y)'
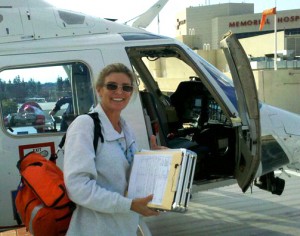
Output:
(12, 75), (27, 102)
(1, 99), (18, 116)
(27, 78), (37, 98)
(63, 78), (71, 92)
(0, 79), (7, 100)
(57, 76), (63, 92)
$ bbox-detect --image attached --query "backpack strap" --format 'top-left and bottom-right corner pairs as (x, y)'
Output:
(58, 112), (104, 153)
(58, 134), (66, 149)
(88, 112), (104, 151)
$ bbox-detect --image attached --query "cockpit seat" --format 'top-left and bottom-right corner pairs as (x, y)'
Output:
(170, 79), (204, 125)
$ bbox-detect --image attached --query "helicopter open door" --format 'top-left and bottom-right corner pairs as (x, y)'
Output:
(220, 32), (261, 192)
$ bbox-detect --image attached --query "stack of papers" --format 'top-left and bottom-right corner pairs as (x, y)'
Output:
(127, 149), (184, 210)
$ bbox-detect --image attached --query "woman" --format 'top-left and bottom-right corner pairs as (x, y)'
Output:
(64, 63), (160, 235)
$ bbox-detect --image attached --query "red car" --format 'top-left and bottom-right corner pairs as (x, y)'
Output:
(5, 102), (45, 132)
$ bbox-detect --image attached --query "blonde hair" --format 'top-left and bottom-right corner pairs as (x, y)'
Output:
(95, 63), (136, 89)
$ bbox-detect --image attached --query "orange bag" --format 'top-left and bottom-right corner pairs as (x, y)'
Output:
(15, 152), (75, 236)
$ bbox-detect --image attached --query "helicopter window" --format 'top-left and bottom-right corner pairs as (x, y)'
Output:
(128, 46), (230, 146)
(0, 62), (94, 135)
(142, 57), (197, 94)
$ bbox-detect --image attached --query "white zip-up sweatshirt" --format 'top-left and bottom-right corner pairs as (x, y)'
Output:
(64, 104), (139, 236)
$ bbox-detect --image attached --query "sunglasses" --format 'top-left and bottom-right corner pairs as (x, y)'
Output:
(104, 82), (134, 92)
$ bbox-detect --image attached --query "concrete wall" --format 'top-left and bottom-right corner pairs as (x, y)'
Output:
(175, 35), (202, 50)
(239, 31), (285, 57)
(253, 69), (300, 114)
(195, 49), (229, 72)
(225, 69), (300, 114)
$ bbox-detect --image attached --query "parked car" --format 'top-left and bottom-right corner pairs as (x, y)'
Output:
(5, 102), (45, 132)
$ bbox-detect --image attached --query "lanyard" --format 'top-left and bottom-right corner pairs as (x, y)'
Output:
(117, 137), (134, 165)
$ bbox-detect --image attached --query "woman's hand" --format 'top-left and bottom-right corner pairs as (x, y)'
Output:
(150, 135), (168, 150)
(130, 194), (160, 217)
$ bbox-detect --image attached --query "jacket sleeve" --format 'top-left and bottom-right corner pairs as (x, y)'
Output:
(63, 115), (132, 214)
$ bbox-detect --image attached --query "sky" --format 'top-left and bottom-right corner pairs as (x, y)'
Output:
(1, 66), (67, 83)
(46, 0), (300, 37)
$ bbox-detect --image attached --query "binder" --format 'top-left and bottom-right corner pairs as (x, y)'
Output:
(127, 148), (197, 212)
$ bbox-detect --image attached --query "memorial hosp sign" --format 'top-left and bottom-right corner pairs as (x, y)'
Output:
(229, 15), (300, 28)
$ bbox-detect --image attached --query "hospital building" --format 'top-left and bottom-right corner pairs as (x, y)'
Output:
(172, 2), (300, 115)
(175, 2), (300, 58)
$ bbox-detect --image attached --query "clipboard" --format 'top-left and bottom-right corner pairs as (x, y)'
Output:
(127, 148), (197, 212)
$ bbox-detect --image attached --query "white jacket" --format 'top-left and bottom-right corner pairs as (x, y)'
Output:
(64, 104), (139, 236)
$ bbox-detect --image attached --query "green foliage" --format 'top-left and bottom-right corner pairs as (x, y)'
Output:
(0, 69), (71, 104)
(1, 99), (18, 116)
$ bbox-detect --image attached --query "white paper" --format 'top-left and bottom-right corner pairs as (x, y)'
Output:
(127, 153), (172, 205)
